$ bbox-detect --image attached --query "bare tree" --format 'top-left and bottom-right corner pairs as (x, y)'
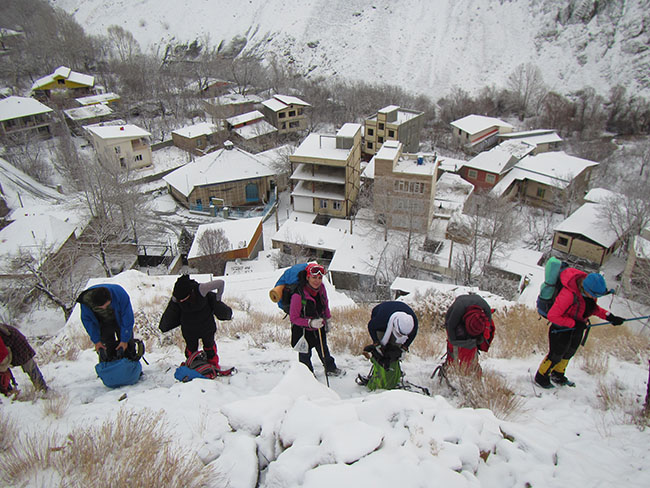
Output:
(473, 194), (520, 264)
(524, 206), (557, 252)
(196, 228), (231, 275)
(507, 63), (547, 120)
(3, 132), (53, 184)
(106, 25), (141, 63)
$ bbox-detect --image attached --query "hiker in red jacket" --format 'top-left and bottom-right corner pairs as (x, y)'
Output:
(444, 294), (495, 375)
(0, 324), (48, 395)
(535, 270), (625, 388)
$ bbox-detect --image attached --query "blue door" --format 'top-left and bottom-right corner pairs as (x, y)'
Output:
(245, 184), (259, 202)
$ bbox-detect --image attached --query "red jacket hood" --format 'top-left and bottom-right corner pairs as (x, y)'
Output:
(560, 267), (587, 295)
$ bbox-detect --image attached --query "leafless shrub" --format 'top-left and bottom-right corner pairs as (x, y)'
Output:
(0, 409), (214, 487)
(490, 305), (549, 359)
(42, 391), (71, 419)
(0, 411), (17, 451)
(579, 350), (610, 376)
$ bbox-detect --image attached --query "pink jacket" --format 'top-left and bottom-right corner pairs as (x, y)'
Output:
(547, 267), (609, 328)
(289, 284), (331, 330)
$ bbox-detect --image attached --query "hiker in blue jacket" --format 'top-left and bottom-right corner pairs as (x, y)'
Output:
(77, 284), (136, 362)
(364, 301), (418, 368)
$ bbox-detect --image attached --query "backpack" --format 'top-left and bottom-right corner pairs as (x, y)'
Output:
(270, 263), (308, 314)
(536, 256), (570, 318)
(177, 351), (220, 380)
(95, 358), (143, 388)
(365, 358), (403, 391)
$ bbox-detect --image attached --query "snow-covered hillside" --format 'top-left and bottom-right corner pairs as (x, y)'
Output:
(50, 0), (650, 98)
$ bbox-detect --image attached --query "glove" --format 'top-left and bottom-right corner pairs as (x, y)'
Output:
(607, 313), (625, 326)
(308, 318), (325, 329)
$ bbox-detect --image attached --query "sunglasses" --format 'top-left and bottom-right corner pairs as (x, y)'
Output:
(307, 265), (326, 277)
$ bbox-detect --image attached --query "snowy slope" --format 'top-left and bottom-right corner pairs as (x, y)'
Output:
(50, 0), (650, 98)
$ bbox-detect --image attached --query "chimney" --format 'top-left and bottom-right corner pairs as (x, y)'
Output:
(224, 140), (234, 150)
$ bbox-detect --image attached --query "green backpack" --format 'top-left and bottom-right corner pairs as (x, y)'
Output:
(366, 358), (402, 391)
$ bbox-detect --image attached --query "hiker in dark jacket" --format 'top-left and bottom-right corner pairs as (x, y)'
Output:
(364, 301), (418, 368)
(289, 263), (342, 376)
(159, 275), (232, 369)
(77, 284), (136, 362)
(444, 294), (495, 374)
(0, 324), (48, 394)
(535, 270), (625, 388)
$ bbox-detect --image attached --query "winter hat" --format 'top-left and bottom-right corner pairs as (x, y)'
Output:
(173, 274), (194, 301)
(463, 306), (489, 336)
(305, 262), (326, 277)
(383, 311), (414, 345)
(582, 273), (608, 298)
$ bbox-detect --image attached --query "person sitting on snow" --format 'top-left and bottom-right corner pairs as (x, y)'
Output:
(444, 293), (495, 375)
(159, 275), (232, 370)
(0, 324), (48, 395)
(364, 301), (418, 368)
(534, 271), (625, 389)
(77, 284), (137, 362)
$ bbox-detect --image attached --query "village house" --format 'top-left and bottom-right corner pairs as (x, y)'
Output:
(63, 104), (115, 133)
(85, 124), (152, 170)
(202, 92), (262, 121)
(489, 151), (598, 208)
(498, 129), (562, 154)
(187, 217), (264, 275)
(261, 94), (310, 134)
(31, 66), (95, 106)
(289, 123), (362, 218)
(457, 139), (535, 190)
(163, 142), (276, 212)
(225, 110), (278, 153)
(551, 202), (622, 266)
(450, 114), (514, 153)
(189, 78), (233, 98)
(171, 122), (223, 156)
(0, 96), (54, 141)
(370, 140), (439, 233)
(363, 105), (424, 157)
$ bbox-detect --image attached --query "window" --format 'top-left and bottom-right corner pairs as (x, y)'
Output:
(57, 79), (65, 85)
(333, 201), (342, 210)
(281, 122), (286, 129)
(388, 129), (395, 138)
(378, 136), (384, 143)
(409, 181), (424, 194)
(378, 123), (384, 130)
(367, 142), (373, 149)
(558, 237), (569, 246)
(115, 146), (121, 154)
(319, 199), (328, 209)
(367, 128), (374, 136)
(536, 187), (546, 198)
(135, 154), (143, 161)
(279, 112), (286, 118)
(288, 110), (296, 117)
(467, 169), (478, 179)
(485, 173), (496, 184)
(297, 108), (304, 115)
(289, 121), (300, 128)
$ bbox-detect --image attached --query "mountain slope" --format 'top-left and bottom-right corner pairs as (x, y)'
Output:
(50, 0), (650, 98)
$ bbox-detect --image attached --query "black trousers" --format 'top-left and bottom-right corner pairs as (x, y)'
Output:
(181, 326), (217, 358)
(547, 323), (586, 365)
(291, 324), (336, 373)
(98, 321), (135, 362)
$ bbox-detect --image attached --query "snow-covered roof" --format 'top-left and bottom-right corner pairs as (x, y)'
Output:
(361, 157), (375, 179)
(233, 120), (277, 140)
(163, 146), (274, 197)
(272, 220), (348, 252)
(226, 110), (264, 126)
(462, 140), (535, 174)
(336, 122), (361, 139)
(0, 157), (63, 208)
(75, 93), (120, 105)
(64, 103), (113, 121)
(433, 172), (474, 213)
(489, 151), (598, 197)
(500, 129), (562, 146)
(375, 140), (401, 161)
(554, 202), (619, 248)
(188, 217), (263, 260)
(368, 106), (423, 124)
(634, 234), (650, 259)
(584, 187), (617, 204)
(172, 122), (218, 139)
(0, 214), (77, 272)
(85, 124), (151, 140)
(291, 126), (361, 161)
(31, 66), (94, 90)
(262, 94), (310, 112)
(206, 92), (263, 105)
(273, 94), (310, 107)
(0, 96), (53, 121)
(450, 114), (514, 134)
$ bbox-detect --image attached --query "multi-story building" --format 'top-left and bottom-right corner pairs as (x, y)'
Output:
(450, 114), (513, 153)
(363, 105), (424, 157)
(289, 123), (362, 218)
(372, 140), (439, 233)
(0, 96), (53, 141)
(85, 124), (152, 170)
(261, 94), (310, 135)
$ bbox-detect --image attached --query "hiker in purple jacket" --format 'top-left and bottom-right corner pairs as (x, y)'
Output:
(289, 263), (342, 376)
(0, 324), (48, 394)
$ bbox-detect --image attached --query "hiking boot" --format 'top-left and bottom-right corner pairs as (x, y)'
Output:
(356, 374), (369, 386)
(551, 371), (575, 387)
(534, 371), (554, 389)
(326, 367), (344, 377)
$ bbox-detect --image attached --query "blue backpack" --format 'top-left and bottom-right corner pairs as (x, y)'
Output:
(273, 263), (308, 314)
(95, 358), (142, 388)
(536, 256), (570, 318)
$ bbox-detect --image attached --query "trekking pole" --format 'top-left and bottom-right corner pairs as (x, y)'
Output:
(552, 315), (650, 332)
(318, 328), (330, 388)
